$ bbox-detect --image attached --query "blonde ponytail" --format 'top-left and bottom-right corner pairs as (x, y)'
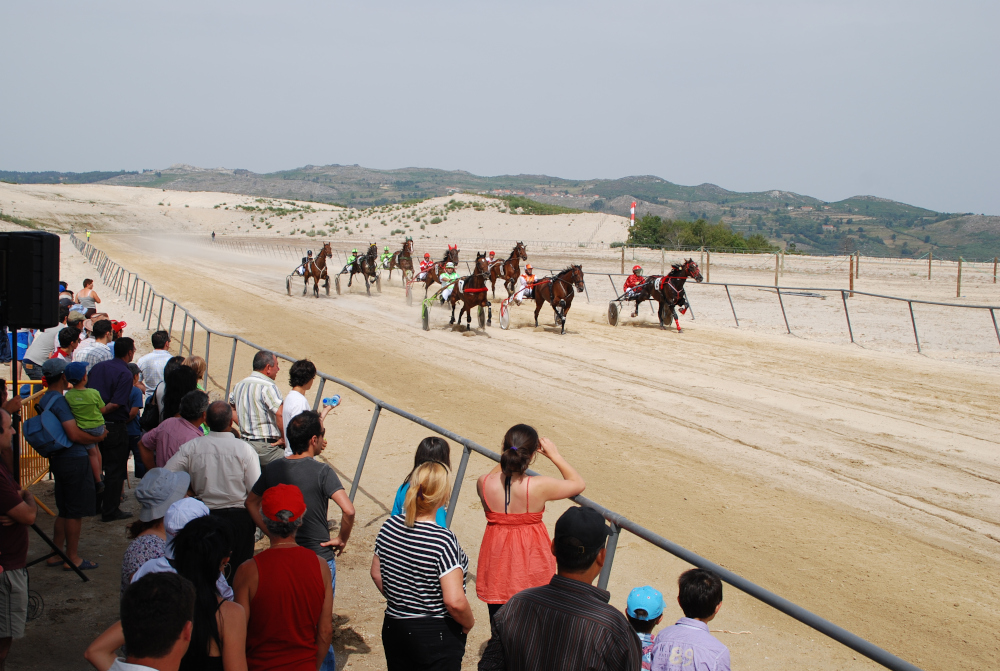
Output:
(404, 462), (451, 527)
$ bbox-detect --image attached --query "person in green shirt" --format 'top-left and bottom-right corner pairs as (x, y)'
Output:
(63, 361), (109, 494)
(380, 246), (393, 269)
(342, 248), (359, 275)
(439, 262), (461, 304)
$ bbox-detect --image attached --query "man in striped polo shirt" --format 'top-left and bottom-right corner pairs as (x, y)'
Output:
(479, 506), (641, 670)
(229, 350), (284, 467)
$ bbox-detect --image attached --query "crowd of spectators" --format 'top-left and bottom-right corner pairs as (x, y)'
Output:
(3, 277), (736, 671)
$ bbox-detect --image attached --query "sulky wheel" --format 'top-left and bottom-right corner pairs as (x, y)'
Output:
(406, 283), (413, 306)
(325, 277), (330, 295)
(660, 302), (673, 328)
(608, 302), (619, 327)
(376, 275), (382, 293)
(421, 304), (430, 331)
(499, 302), (510, 330)
(335, 276), (341, 295)
(478, 306), (486, 329)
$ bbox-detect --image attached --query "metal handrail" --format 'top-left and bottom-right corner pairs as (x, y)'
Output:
(68, 234), (924, 671)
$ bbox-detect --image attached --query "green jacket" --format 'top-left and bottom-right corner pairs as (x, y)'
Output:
(440, 271), (460, 284)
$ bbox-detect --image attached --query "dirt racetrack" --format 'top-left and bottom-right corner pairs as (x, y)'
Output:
(25, 233), (1000, 670)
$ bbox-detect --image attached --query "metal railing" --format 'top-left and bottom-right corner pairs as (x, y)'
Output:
(69, 234), (924, 671)
(15, 387), (49, 487)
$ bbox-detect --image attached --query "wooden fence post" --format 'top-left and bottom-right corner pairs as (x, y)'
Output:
(660, 248), (665, 276)
(855, 251), (860, 278)
(957, 257), (963, 298)
(706, 251), (711, 283)
(774, 253), (780, 287)
(620, 246), (624, 274)
(928, 251), (932, 280)
(849, 255), (854, 297)
(994, 256), (997, 284)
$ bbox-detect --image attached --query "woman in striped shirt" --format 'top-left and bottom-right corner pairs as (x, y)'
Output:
(371, 462), (474, 670)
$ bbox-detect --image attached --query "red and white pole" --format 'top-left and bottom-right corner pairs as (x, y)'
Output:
(630, 201), (636, 226)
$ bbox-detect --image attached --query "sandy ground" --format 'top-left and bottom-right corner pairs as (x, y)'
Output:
(18, 231), (991, 671)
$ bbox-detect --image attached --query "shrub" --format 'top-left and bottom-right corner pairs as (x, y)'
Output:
(430, 217), (442, 224)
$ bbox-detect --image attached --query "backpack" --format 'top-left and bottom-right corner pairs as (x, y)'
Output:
(139, 385), (162, 432)
(24, 393), (74, 458)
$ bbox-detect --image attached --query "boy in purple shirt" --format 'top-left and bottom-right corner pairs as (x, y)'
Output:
(650, 569), (731, 671)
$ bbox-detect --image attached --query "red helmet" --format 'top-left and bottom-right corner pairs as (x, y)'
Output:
(424, 253), (430, 259)
(489, 250), (495, 255)
(633, 265), (642, 272)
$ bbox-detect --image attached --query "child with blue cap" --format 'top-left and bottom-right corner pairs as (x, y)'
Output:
(627, 585), (664, 669)
(63, 361), (109, 502)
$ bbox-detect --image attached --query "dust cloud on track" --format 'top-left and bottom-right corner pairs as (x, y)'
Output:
(93, 233), (999, 670)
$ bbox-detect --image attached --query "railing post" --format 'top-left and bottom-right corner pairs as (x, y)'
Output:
(157, 296), (164, 330)
(225, 338), (238, 397)
(725, 285), (738, 326)
(203, 332), (211, 389)
(990, 309), (1000, 352)
(596, 522), (620, 591)
(139, 283), (147, 315)
(311, 378), (326, 412)
(168, 304), (177, 340)
(841, 291), (854, 344)
(777, 288), (791, 334)
(146, 293), (155, 329)
(189, 321), (196, 356)
(908, 301), (921, 353)
(348, 405), (381, 502)
(179, 314), (187, 356)
(445, 445), (472, 528)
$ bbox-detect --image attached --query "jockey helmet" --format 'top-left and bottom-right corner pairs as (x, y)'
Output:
(352, 249), (358, 254)
(525, 264), (533, 271)
(384, 246), (389, 251)
(633, 265), (643, 275)
(489, 250), (495, 256)
(307, 250), (313, 255)
(424, 253), (431, 259)
(446, 262), (455, 269)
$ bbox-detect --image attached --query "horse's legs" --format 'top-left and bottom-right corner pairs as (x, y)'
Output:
(533, 298), (542, 327)
(450, 303), (456, 325)
(487, 301), (492, 326)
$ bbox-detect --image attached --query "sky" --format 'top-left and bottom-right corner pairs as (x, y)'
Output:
(2, 1), (998, 214)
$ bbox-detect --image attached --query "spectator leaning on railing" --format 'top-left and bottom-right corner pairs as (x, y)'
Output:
(228, 351), (284, 467)
(479, 506), (641, 671)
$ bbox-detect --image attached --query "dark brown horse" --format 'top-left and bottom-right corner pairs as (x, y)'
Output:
(303, 242), (332, 297)
(533, 265), (585, 334)
(422, 245), (460, 297)
(449, 252), (491, 330)
(388, 238), (414, 282)
(347, 243), (379, 295)
(634, 258), (703, 330)
(489, 241), (527, 297)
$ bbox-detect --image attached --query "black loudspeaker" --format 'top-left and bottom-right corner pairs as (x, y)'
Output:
(0, 232), (61, 330)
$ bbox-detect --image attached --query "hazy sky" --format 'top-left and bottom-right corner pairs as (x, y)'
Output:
(2, 1), (998, 214)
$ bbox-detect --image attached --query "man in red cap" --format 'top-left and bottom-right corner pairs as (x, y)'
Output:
(623, 265), (647, 317)
(235, 484), (334, 671)
(416, 253), (433, 281)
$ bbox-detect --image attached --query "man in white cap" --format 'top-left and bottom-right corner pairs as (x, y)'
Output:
(131, 498), (234, 600)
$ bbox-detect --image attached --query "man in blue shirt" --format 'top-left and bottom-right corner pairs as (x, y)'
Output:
(88, 337), (137, 522)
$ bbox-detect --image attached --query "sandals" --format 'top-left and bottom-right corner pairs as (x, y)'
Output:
(64, 559), (99, 571)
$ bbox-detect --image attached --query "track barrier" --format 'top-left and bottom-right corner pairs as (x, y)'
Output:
(70, 234), (926, 671)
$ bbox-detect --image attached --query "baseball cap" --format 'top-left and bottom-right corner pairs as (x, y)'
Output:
(163, 498), (210, 558)
(41, 358), (68, 379)
(66, 311), (86, 325)
(127, 363), (141, 377)
(627, 586), (664, 620)
(262, 484), (306, 523)
(64, 361), (88, 385)
(553, 506), (612, 554)
(135, 468), (191, 522)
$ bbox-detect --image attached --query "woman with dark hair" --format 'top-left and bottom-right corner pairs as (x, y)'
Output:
(120, 468), (189, 598)
(78, 278), (101, 312)
(160, 365), (199, 423)
(171, 515), (247, 671)
(475, 424), (586, 621)
(390, 437), (451, 526)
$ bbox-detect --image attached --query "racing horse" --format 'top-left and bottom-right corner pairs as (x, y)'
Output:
(422, 245), (460, 297)
(347, 243), (380, 295)
(636, 258), (703, 330)
(448, 252), (492, 331)
(489, 241), (527, 297)
(303, 242), (332, 297)
(533, 264), (585, 334)
(388, 237), (414, 282)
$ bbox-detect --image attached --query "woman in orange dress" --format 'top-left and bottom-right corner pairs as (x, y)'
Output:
(475, 424), (586, 622)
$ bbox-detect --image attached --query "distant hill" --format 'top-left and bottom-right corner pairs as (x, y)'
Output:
(2, 164), (997, 260)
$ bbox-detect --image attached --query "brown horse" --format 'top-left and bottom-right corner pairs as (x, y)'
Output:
(533, 265), (585, 334)
(303, 242), (332, 297)
(489, 242), (527, 297)
(448, 252), (491, 330)
(638, 258), (703, 330)
(388, 238), (414, 282)
(422, 245), (460, 297)
(347, 243), (379, 295)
